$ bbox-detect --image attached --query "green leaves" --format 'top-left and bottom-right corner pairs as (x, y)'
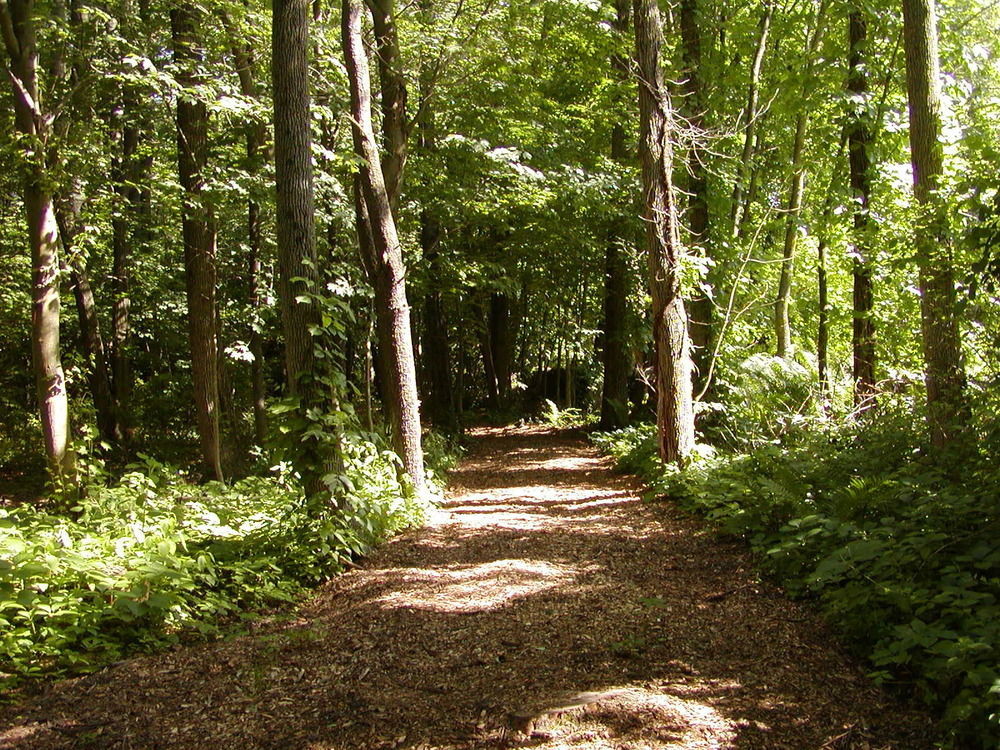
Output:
(595, 407), (1000, 747)
(0, 424), (450, 690)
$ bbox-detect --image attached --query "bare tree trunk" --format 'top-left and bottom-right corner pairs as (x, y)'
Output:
(170, 3), (223, 481)
(817, 233), (830, 396)
(729, 2), (772, 237)
(223, 10), (269, 445)
(679, 0), (713, 396)
(902, 0), (966, 448)
(774, 0), (829, 359)
(490, 291), (514, 408)
(368, 0), (408, 211)
(415, 66), (457, 431)
(110, 94), (144, 445)
(2, 0), (78, 491)
(848, 7), (877, 409)
(343, 0), (425, 493)
(600, 0), (633, 430)
(420, 208), (457, 429)
(56, 192), (121, 447)
(273, 0), (346, 501)
(109, 0), (151, 448)
(633, 0), (695, 464)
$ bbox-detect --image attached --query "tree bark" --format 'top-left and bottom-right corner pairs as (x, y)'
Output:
(902, 0), (966, 448)
(599, 0), (632, 430)
(56, 192), (121, 447)
(490, 291), (514, 408)
(774, 0), (829, 359)
(109, 91), (145, 445)
(223, 10), (269, 446)
(273, 0), (346, 501)
(848, 7), (876, 409)
(343, 0), (426, 493)
(817, 233), (829, 396)
(729, 2), (772, 238)
(420, 207), (457, 429)
(170, 3), (223, 482)
(633, 0), (696, 465)
(368, 0), (408, 211)
(1, 0), (78, 491)
(679, 0), (713, 396)
(415, 67), (457, 431)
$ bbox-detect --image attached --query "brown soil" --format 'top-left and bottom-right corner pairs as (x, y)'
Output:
(0, 425), (934, 749)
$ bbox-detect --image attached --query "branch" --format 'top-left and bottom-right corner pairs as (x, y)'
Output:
(0, 0), (20, 61)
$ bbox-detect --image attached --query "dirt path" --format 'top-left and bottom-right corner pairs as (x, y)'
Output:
(0, 426), (933, 749)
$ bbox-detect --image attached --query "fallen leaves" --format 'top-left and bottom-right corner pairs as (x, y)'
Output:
(0, 426), (934, 749)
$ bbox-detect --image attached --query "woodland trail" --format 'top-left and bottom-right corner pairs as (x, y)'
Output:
(0, 425), (933, 750)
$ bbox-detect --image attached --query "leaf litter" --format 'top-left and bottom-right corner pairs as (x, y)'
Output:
(0, 425), (934, 749)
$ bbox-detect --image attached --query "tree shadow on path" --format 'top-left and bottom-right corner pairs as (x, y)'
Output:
(0, 425), (934, 749)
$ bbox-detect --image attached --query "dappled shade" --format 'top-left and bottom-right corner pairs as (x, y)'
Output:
(0, 426), (932, 748)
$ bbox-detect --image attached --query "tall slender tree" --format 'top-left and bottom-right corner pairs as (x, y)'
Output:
(342, 0), (426, 493)
(730, 2), (772, 238)
(774, 0), (829, 358)
(171, 2), (223, 481)
(902, 0), (967, 448)
(223, 9), (269, 446)
(1, 0), (78, 491)
(633, 0), (695, 464)
(847, 5), (877, 409)
(273, 0), (346, 500)
(600, 0), (632, 430)
(678, 0), (713, 395)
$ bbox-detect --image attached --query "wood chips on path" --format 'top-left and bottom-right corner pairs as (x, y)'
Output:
(0, 425), (934, 749)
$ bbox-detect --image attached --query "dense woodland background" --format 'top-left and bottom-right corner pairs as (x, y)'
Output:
(2, 0), (1000, 744)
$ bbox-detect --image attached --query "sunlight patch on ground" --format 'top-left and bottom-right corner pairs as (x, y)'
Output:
(511, 685), (739, 749)
(449, 486), (630, 508)
(371, 559), (582, 613)
(516, 456), (608, 472)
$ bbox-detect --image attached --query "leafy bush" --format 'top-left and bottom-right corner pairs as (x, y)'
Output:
(538, 398), (597, 429)
(595, 408), (1000, 748)
(0, 432), (443, 690)
(702, 354), (823, 449)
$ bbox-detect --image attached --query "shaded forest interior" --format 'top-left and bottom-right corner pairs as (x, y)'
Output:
(1, 0), (1000, 746)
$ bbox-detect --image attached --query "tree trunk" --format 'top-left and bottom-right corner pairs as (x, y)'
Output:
(679, 0), (713, 396)
(109, 92), (144, 445)
(490, 291), (514, 408)
(56, 191), (121, 447)
(848, 7), (877, 410)
(633, 0), (696, 465)
(902, 0), (966, 448)
(368, 0), (408, 211)
(2, 0), (78, 491)
(600, 0), (632, 430)
(774, 0), (829, 359)
(223, 10), (269, 446)
(273, 0), (346, 501)
(415, 68), (457, 431)
(170, 4), (223, 482)
(729, 2), (772, 237)
(475, 296), (499, 409)
(420, 212), (457, 429)
(817, 233), (830, 397)
(342, 0), (425, 493)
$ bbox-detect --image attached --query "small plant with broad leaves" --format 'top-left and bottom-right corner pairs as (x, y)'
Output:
(594, 397), (1000, 748)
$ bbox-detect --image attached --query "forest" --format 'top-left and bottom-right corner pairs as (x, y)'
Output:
(1, 0), (999, 746)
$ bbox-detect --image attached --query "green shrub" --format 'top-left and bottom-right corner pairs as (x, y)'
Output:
(594, 409), (1000, 748)
(0, 430), (444, 690)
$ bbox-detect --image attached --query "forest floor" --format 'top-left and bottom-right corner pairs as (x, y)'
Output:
(0, 425), (935, 749)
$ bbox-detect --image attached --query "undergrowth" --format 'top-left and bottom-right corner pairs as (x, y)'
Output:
(0, 431), (455, 692)
(594, 402), (1000, 748)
